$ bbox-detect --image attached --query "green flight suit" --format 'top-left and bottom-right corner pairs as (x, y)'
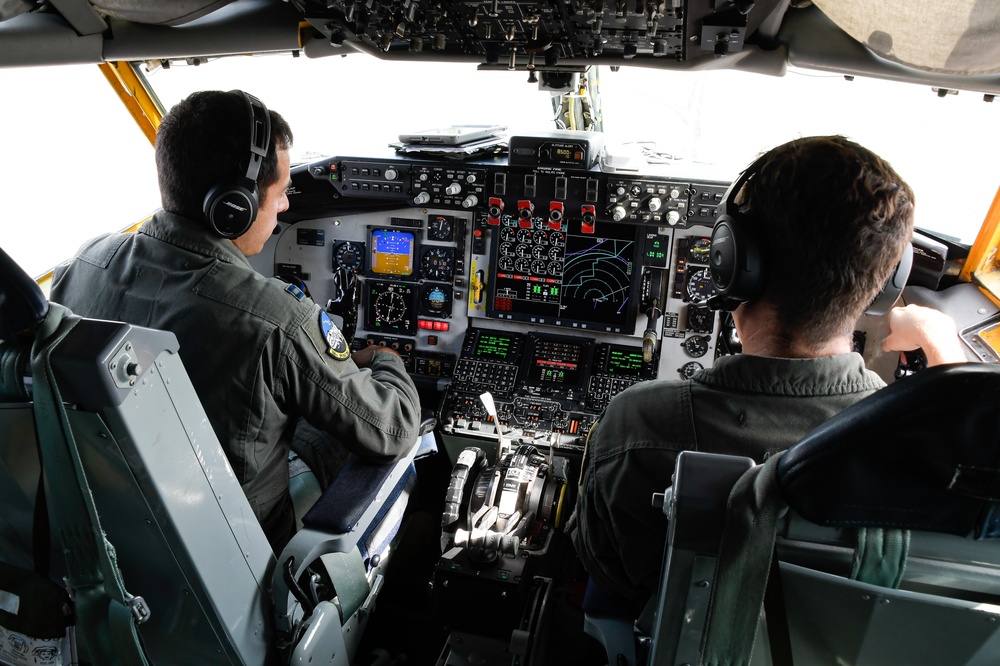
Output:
(51, 211), (421, 549)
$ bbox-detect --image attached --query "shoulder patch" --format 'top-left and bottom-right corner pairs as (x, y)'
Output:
(285, 283), (307, 301)
(320, 311), (351, 360)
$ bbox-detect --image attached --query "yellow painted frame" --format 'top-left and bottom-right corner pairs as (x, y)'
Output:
(961, 184), (1000, 308)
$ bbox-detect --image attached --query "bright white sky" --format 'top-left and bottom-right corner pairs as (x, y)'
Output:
(1, 54), (997, 278)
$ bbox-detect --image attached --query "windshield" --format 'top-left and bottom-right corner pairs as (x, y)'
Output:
(2, 52), (996, 278)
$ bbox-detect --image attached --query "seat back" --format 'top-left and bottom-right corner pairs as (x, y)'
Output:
(0, 246), (422, 665)
(651, 363), (1000, 666)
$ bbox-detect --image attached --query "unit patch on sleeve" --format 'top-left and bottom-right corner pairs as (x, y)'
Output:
(319, 311), (351, 360)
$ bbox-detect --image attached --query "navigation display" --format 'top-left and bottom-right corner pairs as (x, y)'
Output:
(487, 219), (642, 333)
(370, 228), (416, 276)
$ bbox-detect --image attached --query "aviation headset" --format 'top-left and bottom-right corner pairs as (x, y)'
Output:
(707, 153), (912, 316)
(202, 90), (271, 239)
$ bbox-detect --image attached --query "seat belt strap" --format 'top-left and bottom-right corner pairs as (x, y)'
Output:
(700, 453), (785, 666)
(851, 527), (910, 589)
(29, 303), (149, 666)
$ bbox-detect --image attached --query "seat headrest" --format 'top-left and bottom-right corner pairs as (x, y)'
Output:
(778, 363), (1000, 539)
(0, 246), (48, 340)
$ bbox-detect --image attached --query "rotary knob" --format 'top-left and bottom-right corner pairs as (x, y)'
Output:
(462, 194), (479, 208)
(612, 205), (628, 222)
(666, 210), (681, 225)
(384, 168), (398, 181)
(648, 197), (663, 212)
(413, 191), (431, 205)
(445, 183), (462, 195)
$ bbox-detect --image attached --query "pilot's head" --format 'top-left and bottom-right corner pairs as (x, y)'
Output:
(154, 90), (294, 237)
(740, 135), (914, 343)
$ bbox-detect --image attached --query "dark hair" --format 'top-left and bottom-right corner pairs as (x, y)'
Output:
(742, 135), (914, 343)
(155, 90), (293, 221)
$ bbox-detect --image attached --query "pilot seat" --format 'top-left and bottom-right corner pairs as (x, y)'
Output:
(585, 361), (1000, 666)
(0, 245), (429, 666)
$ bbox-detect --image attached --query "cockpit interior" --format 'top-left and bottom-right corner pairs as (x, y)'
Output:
(2, 1), (1000, 665)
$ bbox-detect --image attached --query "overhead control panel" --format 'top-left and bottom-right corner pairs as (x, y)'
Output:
(299, 0), (771, 68)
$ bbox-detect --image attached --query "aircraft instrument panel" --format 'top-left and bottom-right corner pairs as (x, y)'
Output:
(268, 142), (738, 460)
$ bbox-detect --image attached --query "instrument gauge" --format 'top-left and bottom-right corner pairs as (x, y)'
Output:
(531, 259), (547, 275)
(548, 246), (562, 261)
(500, 227), (517, 243)
(532, 245), (547, 259)
(420, 284), (452, 317)
(498, 256), (515, 272)
(549, 232), (566, 246)
(683, 335), (710, 358)
(547, 261), (563, 276)
(517, 228), (534, 244)
(533, 230), (548, 245)
(689, 237), (712, 264)
(515, 244), (532, 258)
(500, 242), (516, 257)
(678, 361), (704, 379)
(427, 215), (454, 241)
(514, 258), (531, 273)
(685, 267), (716, 303)
(421, 246), (455, 282)
(375, 291), (408, 323)
(333, 241), (365, 272)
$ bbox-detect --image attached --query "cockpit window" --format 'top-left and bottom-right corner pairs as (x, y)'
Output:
(2, 52), (998, 278)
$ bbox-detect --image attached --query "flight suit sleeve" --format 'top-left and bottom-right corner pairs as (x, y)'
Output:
(278, 303), (422, 462)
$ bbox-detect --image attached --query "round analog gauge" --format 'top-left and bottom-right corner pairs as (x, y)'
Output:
(685, 267), (716, 303)
(421, 247), (455, 281)
(421, 284), (451, 315)
(689, 237), (712, 264)
(533, 230), (548, 245)
(498, 256), (515, 272)
(548, 246), (562, 261)
(515, 244), (532, 258)
(514, 258), (531, 273)
(679, 361), (704, 379)
(334, 241), (365, 272)
(500, 241), (516, 257)
(547, 260), (563, 276)
(427, 215), (454, 241)
(501, 215), (518, 227)
(516, 228), (534, 244)
(375, 290), (408, 324)
(549, 231), (566, 246)
(532, 245), (547, 259)
(531, 259), (547, 274)
(500, 227), (517, 243)
(683, 335), (710, 358)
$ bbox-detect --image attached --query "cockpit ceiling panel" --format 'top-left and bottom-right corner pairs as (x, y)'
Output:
(813, 0), (1000, 75)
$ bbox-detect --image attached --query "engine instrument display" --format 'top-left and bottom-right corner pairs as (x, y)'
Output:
(370, 228), (416, 277)
(524, 335), (593, 388)
(488, 220), (642, 334)
(364, 279), (417, 335)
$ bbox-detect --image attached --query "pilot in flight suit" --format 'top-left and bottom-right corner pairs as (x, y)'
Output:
(50, 90), (421, 552)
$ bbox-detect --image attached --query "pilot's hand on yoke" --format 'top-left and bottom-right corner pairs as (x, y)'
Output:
(882, 304), (966, 366)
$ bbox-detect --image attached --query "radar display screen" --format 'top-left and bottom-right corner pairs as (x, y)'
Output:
(488, 219), (642, 333)
(370, 228), (416, 277)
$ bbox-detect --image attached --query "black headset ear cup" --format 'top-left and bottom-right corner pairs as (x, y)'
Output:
(864, 242), (913, 316)
(710, 212), (763, 304)
(203, 90), (270, 239)
(203, 181), (259, 239)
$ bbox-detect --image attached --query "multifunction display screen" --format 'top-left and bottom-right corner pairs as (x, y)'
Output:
(487, 219), (642, 334)
(370, 228), (416, 276)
